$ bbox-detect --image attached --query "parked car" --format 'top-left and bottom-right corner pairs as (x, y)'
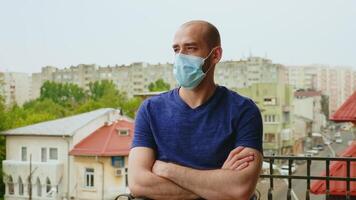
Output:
(314, 144), (324, 151)
(306, 149), (319, 156)
(336, 138), (343, 144)
(324, 140), (332, 145)
(279, 164), (297, 175)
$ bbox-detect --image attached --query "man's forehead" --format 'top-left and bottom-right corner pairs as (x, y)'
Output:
(173, 24), (206, 46)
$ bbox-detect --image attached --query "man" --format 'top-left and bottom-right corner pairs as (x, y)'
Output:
(128, 20), (263, 200)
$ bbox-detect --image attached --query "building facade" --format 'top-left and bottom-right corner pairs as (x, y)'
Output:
(235, 83), (294, 156)
(286, 65), (356, 116)
(29, 56), (286, 100)
(1, 108), (132, 200)
(0, 72), (31, 106)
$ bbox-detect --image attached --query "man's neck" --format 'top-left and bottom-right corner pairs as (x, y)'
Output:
(179, 79), (217, 109)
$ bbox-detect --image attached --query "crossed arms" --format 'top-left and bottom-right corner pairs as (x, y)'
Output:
(128, 146), (262, 200)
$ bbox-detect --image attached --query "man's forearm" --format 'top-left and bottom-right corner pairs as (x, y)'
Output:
(156, 163), (257, 200)
(130, 170), (200, 200)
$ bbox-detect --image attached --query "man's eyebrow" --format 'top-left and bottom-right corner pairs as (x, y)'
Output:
(172, 42), (198, 49)
(183, 42), (198, 46)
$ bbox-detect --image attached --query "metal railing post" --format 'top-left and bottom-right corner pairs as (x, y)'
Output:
(306, 158), (311, 200)
(268, 156), (274, 200)
(326, 159), (330, 198)
(346, 159), (350, 200)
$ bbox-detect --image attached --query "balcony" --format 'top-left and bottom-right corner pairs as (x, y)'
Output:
(2, 160), (64, 200)
(260, 155), (356, 200)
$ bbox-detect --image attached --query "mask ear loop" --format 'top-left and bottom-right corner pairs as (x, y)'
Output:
(202, 46), (220, 74)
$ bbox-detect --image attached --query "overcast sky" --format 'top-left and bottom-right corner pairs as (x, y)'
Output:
(0, 0), (355, 73)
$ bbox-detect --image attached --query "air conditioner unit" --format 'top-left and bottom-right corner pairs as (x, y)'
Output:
(115, 168), (125, 176)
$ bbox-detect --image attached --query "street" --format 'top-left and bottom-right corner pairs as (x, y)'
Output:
(257, 130), (355, 200)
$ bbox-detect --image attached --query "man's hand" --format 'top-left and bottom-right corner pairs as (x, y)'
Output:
(153, 146), (255, 177)
(151, 147), (262, 200)
(152, 160), (170, 177)
(129, 147), (200, 199)
(222, 146), (255, 171)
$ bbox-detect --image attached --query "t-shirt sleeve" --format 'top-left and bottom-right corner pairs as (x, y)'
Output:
(234, 101), (263, 154)
(131, 100), (157, 150)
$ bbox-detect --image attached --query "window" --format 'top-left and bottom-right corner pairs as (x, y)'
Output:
(18, 177), (24, 195)
(264, 97), (276, 105)
(283, 112), (290, 123)
(49, 148), (58, 160)
(27, 180), (32, 196)
(264, 114), (278, 123)
(84, 168), (95, 188)
(264, 133), (276, 143)
(21, 147), (27, 161)
(111, 156), (125, 168)
(36, 177), (42, 197)
(117, 128), (129, 136)
(8, 176), (14, 195)
(46, 177), (51, 193)
(41, 148), (47, 162)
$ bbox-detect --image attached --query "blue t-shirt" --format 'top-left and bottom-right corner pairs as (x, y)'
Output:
(132, 86), (263, 170)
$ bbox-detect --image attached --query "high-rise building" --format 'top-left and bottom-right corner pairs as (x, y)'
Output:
(0, 72), (31, 106)
(215, 57), (287, 89)
(286, 65), (356, 116)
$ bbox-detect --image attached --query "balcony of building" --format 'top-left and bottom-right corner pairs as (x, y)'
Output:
(2, 160), (64, 200)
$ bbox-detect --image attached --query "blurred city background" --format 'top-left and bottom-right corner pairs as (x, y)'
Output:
(0, 1), (355, 199)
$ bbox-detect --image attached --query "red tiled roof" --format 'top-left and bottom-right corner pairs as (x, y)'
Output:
(310, 142), (356, 196)
(69, 120), (134, 156)
(331, 91), (356, 123)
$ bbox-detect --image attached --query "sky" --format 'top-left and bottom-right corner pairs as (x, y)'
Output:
(0, 0), (355, 73)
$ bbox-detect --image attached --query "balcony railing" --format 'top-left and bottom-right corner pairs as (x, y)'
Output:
(260, 155), (356, 200)
(115, 156), (356, 200)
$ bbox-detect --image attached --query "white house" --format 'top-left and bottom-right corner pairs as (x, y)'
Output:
(1, 108), (130, 200)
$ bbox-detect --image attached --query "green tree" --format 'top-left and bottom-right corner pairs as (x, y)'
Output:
(321, 95), (329, 119)
(122, 97), (142, 118)
(0, 95), (6, 197)
(148, 79), (170, 92)
(89, 80), (117, 100)
(40, 81), (86, 106)
(77, 80), (130, 114)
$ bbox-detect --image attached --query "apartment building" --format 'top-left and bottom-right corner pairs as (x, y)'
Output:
(236, 83), (294, 156)
(0, 72), (31, 106)
(286, 65), (356, 116)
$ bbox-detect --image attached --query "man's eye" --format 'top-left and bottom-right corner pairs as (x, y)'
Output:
(173, 48), (179, 53)
(187, 47), (196, 51)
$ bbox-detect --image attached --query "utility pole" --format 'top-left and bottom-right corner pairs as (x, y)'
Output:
(29, 154), (32, 200)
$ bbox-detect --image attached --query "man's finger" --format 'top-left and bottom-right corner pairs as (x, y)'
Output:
(226, 146), (245, 162)
(228, 152), (254, 167)
(230, 156), (254, 169)
(236, 162), (249, 171)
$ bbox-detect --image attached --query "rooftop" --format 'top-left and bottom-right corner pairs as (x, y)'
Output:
(331, 91), (356, 123)
(69, 119), (134, 156)
(1, 108), (115, 136)
(311, 141), (356, 196)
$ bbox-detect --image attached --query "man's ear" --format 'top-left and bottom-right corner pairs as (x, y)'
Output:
(212, 47), (222, 64)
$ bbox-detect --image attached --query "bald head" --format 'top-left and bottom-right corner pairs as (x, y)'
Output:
(179, 20), (221, 49)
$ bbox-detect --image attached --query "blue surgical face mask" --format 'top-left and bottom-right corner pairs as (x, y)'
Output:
(173, 47), (217, 90)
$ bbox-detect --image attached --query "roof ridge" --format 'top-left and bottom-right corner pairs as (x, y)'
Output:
(1, 108), (115, 136)
(100, 121), (117, 155)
